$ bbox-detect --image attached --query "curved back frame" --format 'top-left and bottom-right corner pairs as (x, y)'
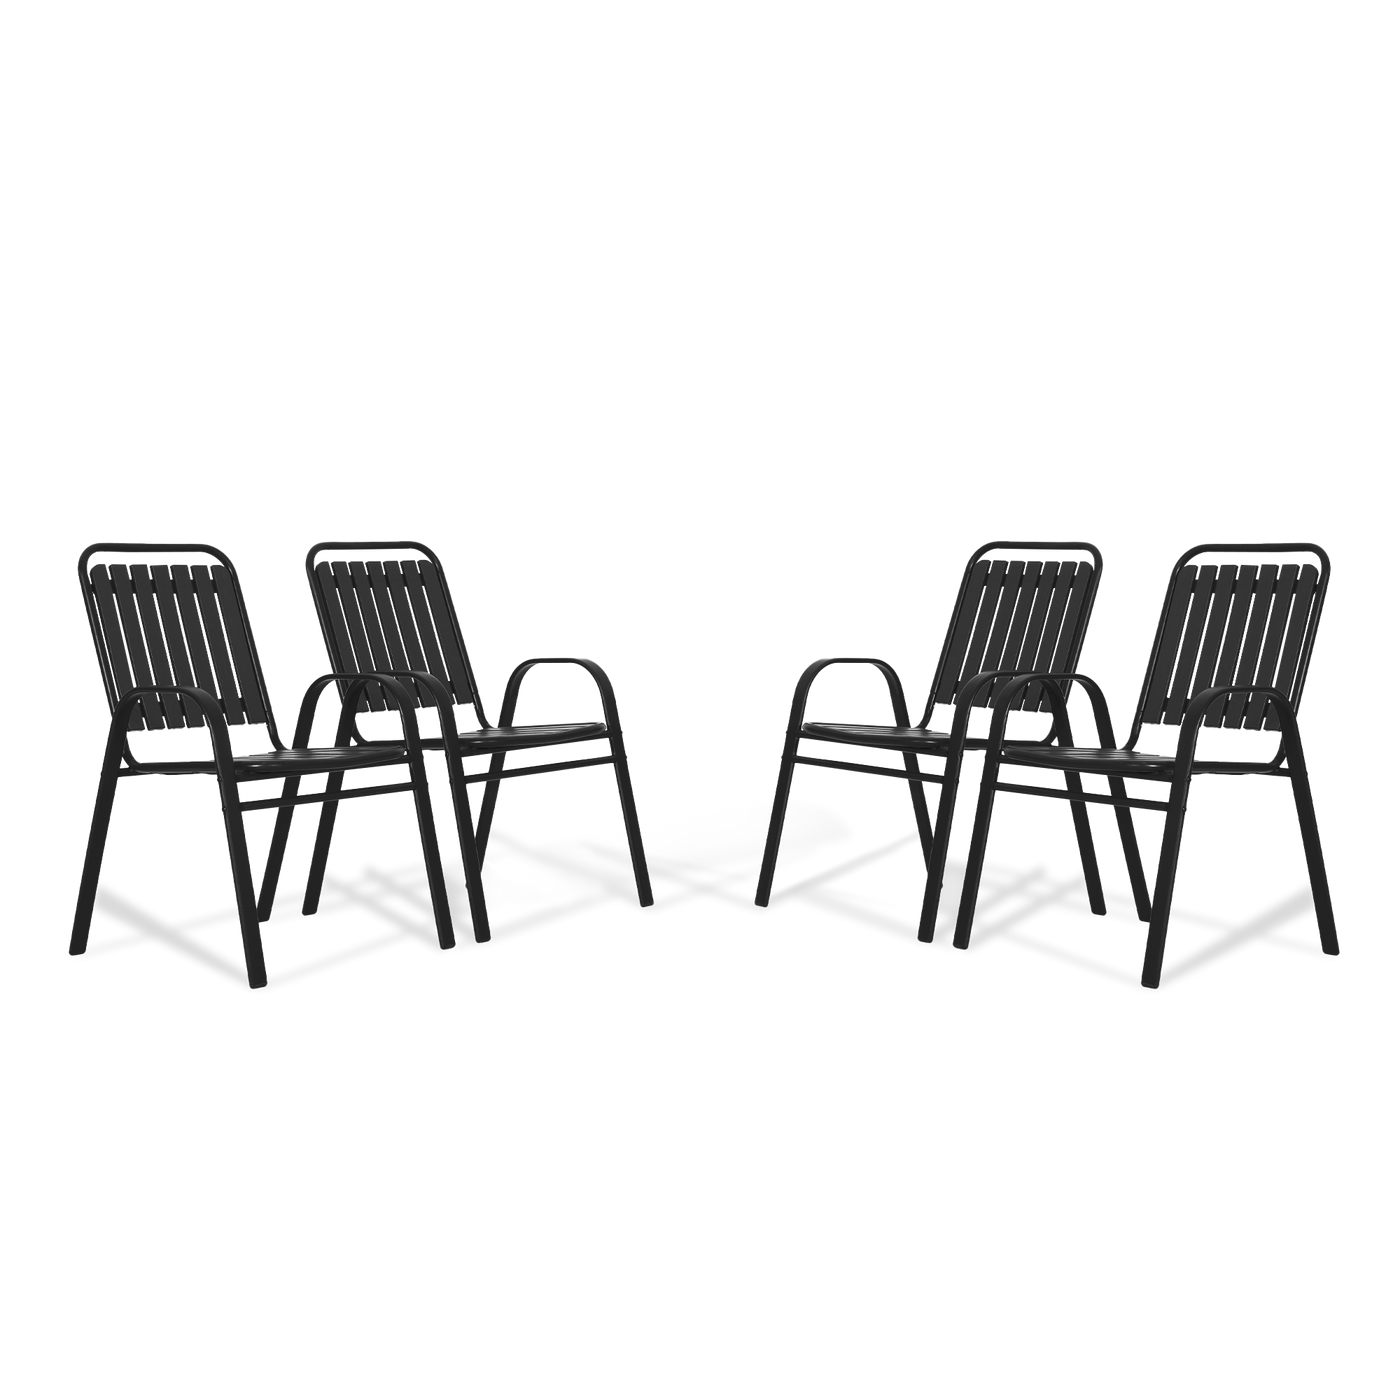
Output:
(1126, 543), (1330, 748)
(79, 543), (278, 741)
(918, 540), (1103, 725)
(305, 541), (486, 726)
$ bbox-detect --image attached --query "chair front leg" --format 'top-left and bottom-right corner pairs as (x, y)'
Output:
(608, 729), (653, 907)
(70, 720), (128, 956)
(215, 768), (269, 989)
(1107, 775), (1153, 923)
(1139, 768), (1192, 989)
(256, 776), (301, 921)
(1279, 721), (1338, 956)
(951, 741), (1003, 950)
(474, 751), (507, 863)
(1039, 693), (1105, 917)
(756, 655), (828, 907)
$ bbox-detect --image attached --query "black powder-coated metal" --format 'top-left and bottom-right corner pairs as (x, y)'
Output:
(73, 544), (460, 988)
(292, 542), (653, 941)
(947, 544), (1337, 987)
(754, 541), (1134, 939)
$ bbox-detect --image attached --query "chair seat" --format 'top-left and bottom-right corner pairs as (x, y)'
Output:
(425, 721), (608, 753)
(235, 746), (410, 777)
(802, 721), (990, 752)
(1004, 745), (1270, 778)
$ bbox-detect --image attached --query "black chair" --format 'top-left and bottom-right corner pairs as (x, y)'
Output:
(949, 543), (1338, 987)
(257, 541), (652, 942)
(72, 544), (458, 989)
(755, 542), (1148, 939)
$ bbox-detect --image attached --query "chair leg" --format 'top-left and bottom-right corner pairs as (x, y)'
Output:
(755, 735), (800, 906)
(952, 752), (1003, 949)
(215, 773), (268, 990)
(610, 739), (653, 907)
(404, 749), (455, 950)
(474, 751), (507, 863)
(903, 753), (934, 870)
(1140, 779), (1191, 989)
(1063, 770), (1106, 915)
(70, 753), (123, 956)
(1107, 776), (1153, 922)
(916, 747), (966, 942)
(302, 771), (344, 916)
(440, 757), (492, 943)
(256, 775), (301, 921)
(1285, 746), (1339, 956)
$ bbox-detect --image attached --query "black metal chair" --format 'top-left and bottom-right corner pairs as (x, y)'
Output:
(755, 542), (1150, 939)
(949, 543), (1338, 987)
(72, 544), (457, 989)
(257, 541), (652, 943)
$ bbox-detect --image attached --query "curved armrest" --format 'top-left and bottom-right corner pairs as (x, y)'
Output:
(1174, 684), (1294, 771)
(984, 670), (1119, 751)
(291, 672), (429, 753)
(498, 657), (622, 731)
(111, 685), (234, 773)
(782, 657), (912, 734)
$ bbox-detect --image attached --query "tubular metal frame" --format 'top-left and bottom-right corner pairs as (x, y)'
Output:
(754, 542), (1149, 936)
(269, 541), (652, 943)
(948, 544), (1338, 987)
(72, 544), (457, 989)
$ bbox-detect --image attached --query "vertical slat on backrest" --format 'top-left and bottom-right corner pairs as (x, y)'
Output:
(998, 564), (1042, 710)
(108, 566), (165, 729)
(418, 561), (473, 703)
(1258, 564), (1320, 730)
(1139, 567), (1196, 725)
(955, 561), (1008, 706)
(151, 566), (205, 727)
(1163, 567), (1217, 725)
(1242, 564), (1300, 728)
(1026, 564), (1077, 713)
(1041, 557), (1092, 711)
(329, 562), (386, 711)
(381, 563), (434, 706)
(171, 566), (220, 717)
(1223, 565), (1278, 728)
(210, 566), (266, 724)
(129, 566), (185, 728)
(89, 566), (145, 732)
(191, 566), (245, 724)
(366, 563), (411, 675)
(1203, 566), (1257, 728)
(401, 564), (454, 695)
(974, 560), (1030, 705)
(931, 561), (992, 705)
(1013, 564), (1059, 711)
(1188, 566), (1238, 725)
(349, 562), (399, 707)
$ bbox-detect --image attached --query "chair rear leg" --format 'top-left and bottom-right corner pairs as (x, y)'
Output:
(952, 754), (1004, 950)
(302, 771), (344, 916)
(1063, 771), (1106, 915)
(1107, 776), (1153, 922)
(441, 756), (491, 943)
(755, 735), (800, 906)
(404, 750), (455, 950)
(256, 775), (301, 921)
(474, 751), (507, 863)
(609, 738), (653, 907)
(917, 748), (966, 942)
(1285, 745), (1339, 956)
(215, 774), (268, 989)
(903, 753), (934, 870)
(1140, 783), (1191, 989)
(71, 751), (123, 956)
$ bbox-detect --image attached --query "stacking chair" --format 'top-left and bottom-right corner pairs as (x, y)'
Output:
(755, 542), (1148, 939)
(72, 544), (457, 989)
(255, 541), (652, 943)
(949, 544), (1338, 987)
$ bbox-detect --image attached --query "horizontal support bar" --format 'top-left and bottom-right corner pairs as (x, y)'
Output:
(240, 780), (415, 812)
(794, 755), (944, 783)
(459, 754), (615, 784)
(993, 780), (1170, 812)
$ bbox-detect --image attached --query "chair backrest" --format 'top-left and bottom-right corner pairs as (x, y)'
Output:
(1130, 544), (1330, 737)
(305, 542), (482, 718)
(921, 541), (1103, 721)
(79, 544), (274, 733)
